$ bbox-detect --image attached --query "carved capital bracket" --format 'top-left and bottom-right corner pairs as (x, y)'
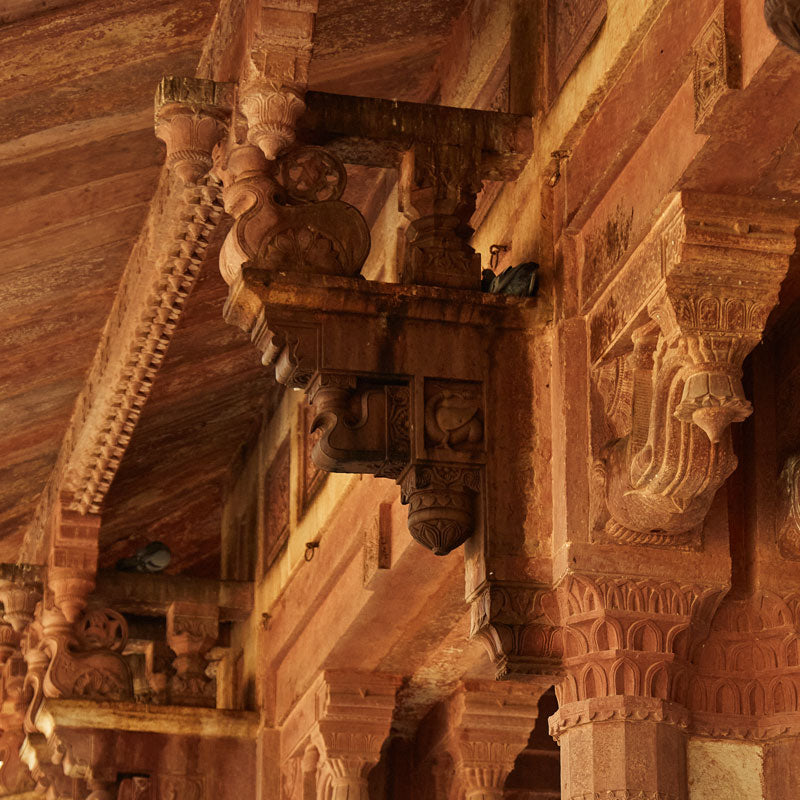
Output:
(154, 76), (233, 185)
(47, 502), (100, 624)
(307, 671), (400, 799)
(591, 191), (799, 548)
(447, 681), (549, 800)
(468, 581), (562, 680)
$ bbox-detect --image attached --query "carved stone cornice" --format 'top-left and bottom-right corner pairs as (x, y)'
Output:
(23, 143), (227, 561)
(591, 191), (799, 549)
(468, 581), (562, 680)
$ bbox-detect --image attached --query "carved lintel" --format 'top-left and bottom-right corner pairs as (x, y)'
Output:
(400, 463), (481, 556)
(468, 581), (562, 680)
(155, 76), (233, 184)
(166, 602), (219, 707)
(593, 192), (798, 548)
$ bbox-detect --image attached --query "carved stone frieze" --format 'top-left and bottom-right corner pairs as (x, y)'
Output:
(469, 581), (562, 680)
(688, 590), (800, 740)
(591, 192), (798, 548)
(778, 454), (800, 559)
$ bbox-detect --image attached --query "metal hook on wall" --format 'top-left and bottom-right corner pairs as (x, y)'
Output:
(304, 541), (320, 562)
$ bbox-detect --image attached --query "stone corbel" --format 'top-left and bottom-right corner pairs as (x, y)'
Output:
(165, 601), (219, 707)
(155, 76), (233, 185)
(593, 192), (798, 548)
(468, 581), (562, 680)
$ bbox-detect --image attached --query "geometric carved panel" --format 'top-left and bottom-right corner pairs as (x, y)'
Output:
(263, 437), (290, 570)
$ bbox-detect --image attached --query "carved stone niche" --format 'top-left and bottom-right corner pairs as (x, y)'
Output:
(155, 76), (233, 185)
(591, 191), (799, 548)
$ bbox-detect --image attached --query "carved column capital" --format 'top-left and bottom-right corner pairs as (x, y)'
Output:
(309, 672), (399, 800)
(447, 681), (547, 800)
(166, 601), (219, 707)
(154, 76), (232, 185)
(240, 83), (307, 161)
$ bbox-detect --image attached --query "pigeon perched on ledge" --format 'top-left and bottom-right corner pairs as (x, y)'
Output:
(765, 0), (800, 53)
(115, 541), (172, 573)
(481, 261), (539, 297)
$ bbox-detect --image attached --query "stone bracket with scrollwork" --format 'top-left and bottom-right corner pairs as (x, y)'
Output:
(590, 191), (799, 549)
(222, 270), (537, 556)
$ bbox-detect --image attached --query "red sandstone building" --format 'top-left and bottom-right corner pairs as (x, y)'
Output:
(2, 0), (800, 797)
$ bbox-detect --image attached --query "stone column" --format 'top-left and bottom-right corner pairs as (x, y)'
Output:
(451, 680), (548, 800)
(310, 672), (399, 800)
(549, 574), (723, 800)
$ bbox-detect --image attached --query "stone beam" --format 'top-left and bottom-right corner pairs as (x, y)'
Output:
(94, 571), (253, 623)
(297, 91), (533, 180)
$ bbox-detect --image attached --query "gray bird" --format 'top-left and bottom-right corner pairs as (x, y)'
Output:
(115, 541), (172, 573)
(765, 0), (800, 53)
(482, 262), (539, 297)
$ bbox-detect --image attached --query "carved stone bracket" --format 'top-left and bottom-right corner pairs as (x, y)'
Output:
(591, 192), (798, 548)
(468, 581), (562, 680)
(446, 681), (549, 800)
